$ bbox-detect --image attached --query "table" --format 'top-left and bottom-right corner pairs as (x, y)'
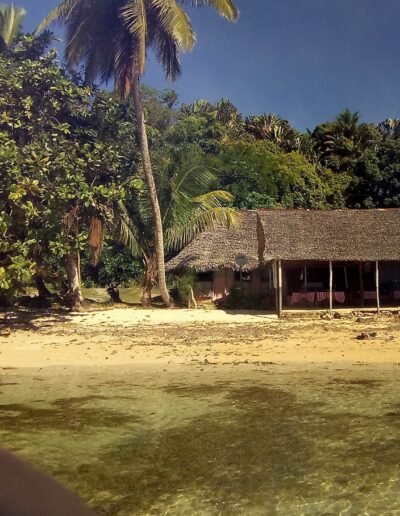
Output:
(290, 291), (346, 306)
(394, 291), (400, 300)
(290, 292), (315, 305)
(363, 291), (377, 300)
(315, 291), (346, 304)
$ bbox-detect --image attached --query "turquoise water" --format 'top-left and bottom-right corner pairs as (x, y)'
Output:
(1, 364), (400, 515)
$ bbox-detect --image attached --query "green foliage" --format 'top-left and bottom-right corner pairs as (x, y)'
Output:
(172, 268), (196, 304)
(82, 241), (142, 288)
(167, 99), (244, 153)
(120, 144), (237, 258)
(0, 35), (136, 301)
(212, 141), (344, 209)
(142, 85), (178, 133)
(348, 140), (400, 208)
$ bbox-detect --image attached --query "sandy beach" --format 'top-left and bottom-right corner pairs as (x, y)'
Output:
(1, 307), (400, 368)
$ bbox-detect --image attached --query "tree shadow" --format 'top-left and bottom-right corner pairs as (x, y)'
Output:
(0, 308), (76, 331)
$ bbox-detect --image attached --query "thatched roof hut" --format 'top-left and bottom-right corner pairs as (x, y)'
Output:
(166, 211), (260, 272)
(258, 209), (400, 262)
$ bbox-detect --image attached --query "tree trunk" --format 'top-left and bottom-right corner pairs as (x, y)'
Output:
(141, 254), (157, 307)
(131, 76), (171, 307)
(66, 251), (84, 311)
(141, 280), (152, 307)
(34, 274), (51, 299)
(107, 286), (123, 304)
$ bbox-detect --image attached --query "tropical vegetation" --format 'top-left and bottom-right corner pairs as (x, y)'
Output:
(36, 0), (239, 307)
(2, 6), (400, 309)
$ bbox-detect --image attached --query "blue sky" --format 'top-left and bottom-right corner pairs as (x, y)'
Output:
(22, 0), (400, 130)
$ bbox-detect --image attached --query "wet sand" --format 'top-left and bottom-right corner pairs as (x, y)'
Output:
(1, 308), (400, 368)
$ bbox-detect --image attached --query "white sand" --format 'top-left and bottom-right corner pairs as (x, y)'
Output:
(1, 308), (400, 369)
(71, 308), (277, 326)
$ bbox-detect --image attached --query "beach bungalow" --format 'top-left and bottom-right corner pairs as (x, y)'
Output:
(166, 209), (400, 316)
(166, 211), (263, 302)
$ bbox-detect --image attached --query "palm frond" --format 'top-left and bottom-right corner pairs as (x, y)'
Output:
(120, 0), (147, 74)
(64, 7), (90, 67)
(180, 0), (239, 20)
(162, 163), (216, 223)
(192, 189), (233, 208)
(0, 4), (26, 47)
(149, 0), (195, 50)
(165, 203), (237, 250)
(114, 202), (142, 257)
(114, 28), (137, 98)
(150, 23), (181, 80)
(35, 0), (83, 33)
(172, 163), (215, 198)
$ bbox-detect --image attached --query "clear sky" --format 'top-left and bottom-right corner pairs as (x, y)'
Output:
(22, 0), (400, 130)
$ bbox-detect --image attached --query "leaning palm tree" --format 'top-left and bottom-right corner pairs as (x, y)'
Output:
(117, 153), (237, 305)
(0, 3), (26, 50)
(37, 0), (239, 307)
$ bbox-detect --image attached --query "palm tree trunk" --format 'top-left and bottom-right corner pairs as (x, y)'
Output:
(131, 76), (171, 307)
(66, 251), (84, 311)
(141, 254), (157, 307)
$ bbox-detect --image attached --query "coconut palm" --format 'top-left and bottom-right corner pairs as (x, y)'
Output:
(117, 153), (237, 305)
(37, 0), (239, 307)
(0, 3), (26, 51)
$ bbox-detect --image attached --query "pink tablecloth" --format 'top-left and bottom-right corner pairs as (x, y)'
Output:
(363, 291), (377, 300)
(394, 291), (400, 300)
(315, 291), (346, 304)
(290, 292), (315, 305)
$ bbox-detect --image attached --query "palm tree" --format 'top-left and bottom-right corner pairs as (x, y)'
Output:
(335, 108), (361, 138)
(37, 0), (238, 307)
(245, 114), (301, 152)
(117, 152), (237, 305)
(312, 109), (379, 172)
(0, 3), (26, 51)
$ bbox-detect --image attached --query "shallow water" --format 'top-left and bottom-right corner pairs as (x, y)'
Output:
(1, 364), (400, 515)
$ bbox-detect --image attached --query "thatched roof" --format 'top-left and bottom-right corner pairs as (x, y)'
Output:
(258, 209), (400, 262)
(166, 211), (260, 272)
(167, 209), (400, 272)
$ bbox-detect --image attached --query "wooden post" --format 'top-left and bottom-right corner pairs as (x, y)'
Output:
(329, 261), (333, 315)
(376, 260), (380, 315)
(277, 259), (283, 318)
(359, 263), (364, 307)
(272, 261), (278, 314)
